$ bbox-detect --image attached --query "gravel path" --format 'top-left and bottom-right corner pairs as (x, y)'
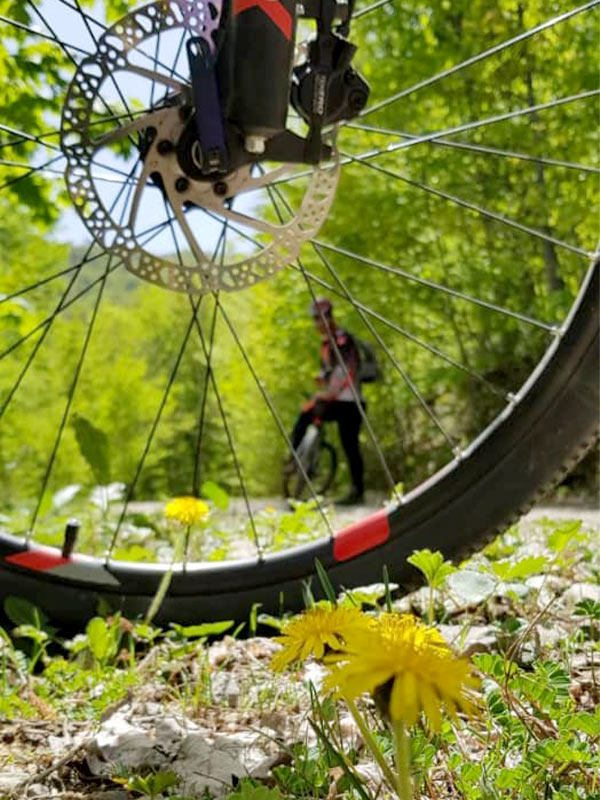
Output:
(125, 497), (599, 529)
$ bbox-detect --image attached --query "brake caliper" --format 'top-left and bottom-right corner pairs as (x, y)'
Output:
(292, 0), (370, 162)
(208, 0), (369, 167)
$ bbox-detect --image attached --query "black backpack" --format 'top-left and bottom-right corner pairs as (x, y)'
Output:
(355, 337), (381, 383)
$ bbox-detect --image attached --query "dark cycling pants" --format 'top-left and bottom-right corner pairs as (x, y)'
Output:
(291, 401), (364, 493)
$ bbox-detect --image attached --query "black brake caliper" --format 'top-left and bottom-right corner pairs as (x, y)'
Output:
(292, 0), (370, 163)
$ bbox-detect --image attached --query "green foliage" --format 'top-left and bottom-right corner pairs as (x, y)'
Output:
(71, 414), (111, 485)
(201, 481), (230, 510)
(116, 769), (181, 799)
(314, 558), (337, 605)
(4, 595), (48, 629)
(170, 621), (234, 639)
(573, 599), (600, 620)
(491, 555), (548, 581)
(226, 780), (283, 800)
(342, 581), (399, 609)
(85, 617), (116, 666)
(407, 549), (457, 589)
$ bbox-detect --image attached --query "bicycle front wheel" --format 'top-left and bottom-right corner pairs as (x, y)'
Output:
(0, 0), (598, 626)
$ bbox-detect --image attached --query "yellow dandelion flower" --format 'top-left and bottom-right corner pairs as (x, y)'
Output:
(270, 603), (371, 672)
(324, 613), (479, 731)
(164, 496), (210, 527)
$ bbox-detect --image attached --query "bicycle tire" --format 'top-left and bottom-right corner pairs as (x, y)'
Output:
(283, 441), (338, 500)
(0, 259), (597, 627)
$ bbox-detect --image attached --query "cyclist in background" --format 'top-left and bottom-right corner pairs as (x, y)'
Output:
(290, 298), (365, 505)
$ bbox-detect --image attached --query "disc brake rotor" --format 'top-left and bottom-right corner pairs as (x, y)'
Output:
(60, 0), (340, 294)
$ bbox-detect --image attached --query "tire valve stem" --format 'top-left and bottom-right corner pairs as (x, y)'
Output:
(62, 518), (80, 559)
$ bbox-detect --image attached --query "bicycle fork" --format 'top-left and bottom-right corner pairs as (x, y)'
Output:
(186, 0), (369, 173)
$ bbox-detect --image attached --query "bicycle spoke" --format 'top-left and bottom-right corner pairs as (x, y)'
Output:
(24, 138), (146, 540)
(0, 159), (140, 186)
(25, 139), (142, 540)
(341, 149), (593, 259)
(298, 264), (462, 452)
(26, 255), (113, 541)
(191, 289), (221, 499)
(122, 64), (187, 93)
(191, 291), (262, 559)
(0, 14), (92, 57)
(0, 154), (65, 191)
(317, 241), (560, 331)
(0, 213), (175, 366)
(264, 177), (401, 481)
(266, 178), (461, 465)
(2, 152), (144, 426)
(107, 308), (198, 561)
(296, 254), (402, 493)
(0, 115), (155, 156)
(353, 0), (397, 21)
(54, 0), (189, 83)
(343, 123), (600, 174)
(215, 299), (334, 535)
(217, 205), (280, 235)
(360, 1), (600, 118)
(71, 0), (138, 126)
(199, 208), (264, 251)
(347, 91), (600, 162)
(0, 249), (118, 307)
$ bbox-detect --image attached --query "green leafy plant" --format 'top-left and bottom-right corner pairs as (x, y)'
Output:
(115, 769), (181, 799)
(407, 548), (456, 623)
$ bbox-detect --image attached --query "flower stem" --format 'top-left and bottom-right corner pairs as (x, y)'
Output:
(393, 719), (413, 800)
(344, 696), (398, 791)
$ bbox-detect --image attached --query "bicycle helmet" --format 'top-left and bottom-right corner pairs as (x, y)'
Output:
(309, 298), (333, 318)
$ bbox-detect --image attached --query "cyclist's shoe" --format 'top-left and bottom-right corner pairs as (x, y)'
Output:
(335, 488), (364, 506)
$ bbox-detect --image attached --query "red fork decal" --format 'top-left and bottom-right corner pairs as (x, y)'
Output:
(233, 0), (293, 41)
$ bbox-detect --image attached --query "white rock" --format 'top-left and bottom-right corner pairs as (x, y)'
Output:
(302, 660), (327, 690)
(438, 624), (498, 656)
(561, 583), (600, 609)
(0, 771), (28, 790)
(354, 761), (384, 793)
(211, 671), (241, 707)
(86, 710), (284, 799)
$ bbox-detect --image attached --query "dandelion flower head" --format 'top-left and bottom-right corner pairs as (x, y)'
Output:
(164, 496), (210, 526)
(324, 612), (479, 730)
(270, 603), (371, 672)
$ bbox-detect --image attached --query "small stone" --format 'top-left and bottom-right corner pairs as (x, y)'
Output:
(0, 771), (28, 790)
(438, 624), (499, 656)
(211, 672), (241, 707)
(561, 583), (600, 609)
(354, 761), (384, 793)
(247, 637), (280, 659)
(209, 640), (231, 667)
(536, 625), (567, 650)
(302, 660), (327, 690)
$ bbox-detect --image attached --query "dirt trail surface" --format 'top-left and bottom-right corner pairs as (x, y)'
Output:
(124, 497), (600, 531)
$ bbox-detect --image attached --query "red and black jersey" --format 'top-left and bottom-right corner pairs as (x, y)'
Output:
(318, 328), (362, 402)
